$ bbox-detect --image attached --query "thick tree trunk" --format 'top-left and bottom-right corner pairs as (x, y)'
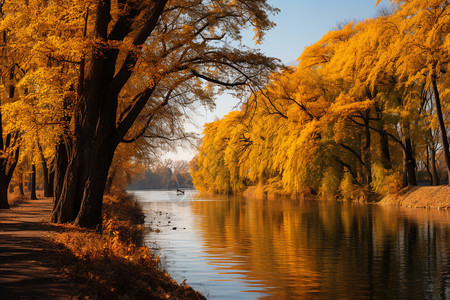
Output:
(30, 164), (37, 200)
(52, 84), (119, 228)
(431, 77), (450, 183)
(52, 138), (78, 223)
(53, 123), (117, 229)
(0, 155), (18, 208)
(0, 176), (9, 209)
(0, 134), (20, 208)
(73, 143), (116, 229)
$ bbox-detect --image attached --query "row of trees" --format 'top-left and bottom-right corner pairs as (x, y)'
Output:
(191, 0), (450, 200)
(128, 160), (193, 190)
(0, 0), (280, 230)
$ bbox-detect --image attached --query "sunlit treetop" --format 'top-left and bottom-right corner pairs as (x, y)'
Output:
(298, 22), (355, 69)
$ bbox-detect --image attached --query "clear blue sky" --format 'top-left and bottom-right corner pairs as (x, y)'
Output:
(167, 0), (390, 161)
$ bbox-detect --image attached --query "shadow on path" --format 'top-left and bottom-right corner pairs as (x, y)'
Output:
(0, 198), (78, 299)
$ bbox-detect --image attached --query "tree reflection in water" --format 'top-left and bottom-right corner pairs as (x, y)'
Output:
(140, 191), (450, 299)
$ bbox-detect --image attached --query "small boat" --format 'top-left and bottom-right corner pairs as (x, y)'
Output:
(176, 189), (185, 195)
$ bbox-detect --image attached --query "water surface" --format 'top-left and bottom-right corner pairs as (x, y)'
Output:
(134, 190), (450, 299)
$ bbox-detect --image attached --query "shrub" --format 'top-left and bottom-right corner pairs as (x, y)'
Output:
(372, 163), (402, 197)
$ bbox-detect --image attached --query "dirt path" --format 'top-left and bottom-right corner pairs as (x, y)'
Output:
(0, 198), (78, 299)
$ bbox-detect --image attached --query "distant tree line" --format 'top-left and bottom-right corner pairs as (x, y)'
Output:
(128, 160), (193, 190)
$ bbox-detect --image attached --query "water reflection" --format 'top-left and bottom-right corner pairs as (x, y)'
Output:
(137, 191), (450, 299)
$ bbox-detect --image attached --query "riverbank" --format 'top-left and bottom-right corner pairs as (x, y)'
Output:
(379, 186), (450, 209)
(52, 191), (206, 299)
(0, 193), (205, 299)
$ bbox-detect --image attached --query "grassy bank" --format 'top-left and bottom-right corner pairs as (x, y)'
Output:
(50, 191), (205, 299)
(379, 186), (450, 209)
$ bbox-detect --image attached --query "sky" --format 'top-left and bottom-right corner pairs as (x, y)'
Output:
(165, 0), (391, 162)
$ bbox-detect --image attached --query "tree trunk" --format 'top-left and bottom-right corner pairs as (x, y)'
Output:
(426, 144), (440, 186)
(105, 167), (117, 194)
(30, 164), (37, 200)
(402, 137), (417, 186)
(374, 103), (391, 170)
(402, 153), (408, 188)
(19, 174), (25, 197)
(429, 144), (439, 186)
(0, 154), (18, 208)
(54, 129), (116, 229)
(52, 96), (71, 218)
(362, 112), (373, 191)
(48, 168), (55, 197)
(73, 143), (116, 229)
(52, 138), (76, 223)
(379, 130), (391, 170)
(52, 78), (119, 228)
(0, 132), (20, 208)
(41, 160), (50, 197)
(431, 76), (450, 183)
(37, 140), (53, 197)
(0, 175), (9, 209)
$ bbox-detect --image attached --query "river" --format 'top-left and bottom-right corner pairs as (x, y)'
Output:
(132, 190), (450, 299)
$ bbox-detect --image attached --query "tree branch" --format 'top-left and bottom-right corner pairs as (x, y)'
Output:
(120, 89), (172, 143)
(114, 85), (157, 145)
(338, 143), (366, 168)
(333, 156), (362, 186)
(190, 69), (248, 87)
(107, 1), (140, 41)
(347, 116), (406, 151)
(109, 0), (168, 97)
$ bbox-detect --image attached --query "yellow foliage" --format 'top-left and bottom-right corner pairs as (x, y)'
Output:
(372, 163), (403, 196)
(319, 167), (342, 200)
(340, 172), (357, 201)
(191, 0), (449, 202)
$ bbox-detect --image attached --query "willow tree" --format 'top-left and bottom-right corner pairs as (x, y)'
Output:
(372, 0), (449, 184)
(393, 0), (450, 182)
(2, 1), (279, 228)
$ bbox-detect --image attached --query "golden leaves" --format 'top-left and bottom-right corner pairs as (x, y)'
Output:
(192, 0), (450, 200)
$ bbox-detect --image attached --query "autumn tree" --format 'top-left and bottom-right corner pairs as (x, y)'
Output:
(391, 0), (450, 182)
(0, 2), (21, 208)
(192, 0), (449, 200)
(192, 111), (251, 194)
(1, 1), (279, 227)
